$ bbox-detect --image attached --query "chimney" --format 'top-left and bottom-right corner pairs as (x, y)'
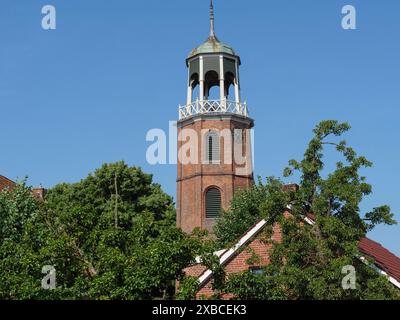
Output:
(32, 187), (47, 200)
(283, 184), (299, 192)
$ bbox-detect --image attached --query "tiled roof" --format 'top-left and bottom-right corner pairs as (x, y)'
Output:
(306, 213), (400, 283)
(0, 175), (16, 192)
(359, 237), (400, 283)
(195, 214), (400, 289)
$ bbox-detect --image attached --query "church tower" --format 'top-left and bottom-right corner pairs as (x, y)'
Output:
(177, 1), (254, 234)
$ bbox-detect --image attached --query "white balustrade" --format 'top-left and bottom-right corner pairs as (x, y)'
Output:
(178, 99), (249, 120)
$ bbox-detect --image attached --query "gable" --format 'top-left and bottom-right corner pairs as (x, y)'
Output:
(187, 213), (400, 292)
(359, 238), (400, 285)
(0, 175), (16, 192)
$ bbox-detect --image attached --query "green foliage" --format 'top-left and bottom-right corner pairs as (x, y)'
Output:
(224, 270), (285, 300)
(215, 120), (399, 300)
(1, 121), (399, 300)
(0, 180), (38, 243)
(0, 162), (199, 300)
(284, 120), (396, 231)
(175, 276), (199, 300)
(214, 177), (288, 247)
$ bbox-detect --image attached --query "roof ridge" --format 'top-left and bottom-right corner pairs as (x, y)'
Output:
(194, 214), (400, 290)
(0, 175), (16, 184)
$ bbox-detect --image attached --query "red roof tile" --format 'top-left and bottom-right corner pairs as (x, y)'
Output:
(0, 175), (16, 192)
(307, 213), (400, 282)
(358, 237), (400, 282)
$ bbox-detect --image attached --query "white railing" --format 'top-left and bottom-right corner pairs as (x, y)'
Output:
(178, 99), (249, 120)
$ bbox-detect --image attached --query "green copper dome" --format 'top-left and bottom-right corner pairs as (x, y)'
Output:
(188, 35), (237, 59)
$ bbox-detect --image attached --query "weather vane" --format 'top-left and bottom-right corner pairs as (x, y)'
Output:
(210, 0), (215, 37)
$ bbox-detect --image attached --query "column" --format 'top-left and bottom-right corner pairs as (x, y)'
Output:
(199, 56), (205, 102)
(234, 81), (240, 104)
(234, 60), (241, 112)
(186, 85), (192, 116)
(219, 55), (226, 110)
(187, 85), (192, 106)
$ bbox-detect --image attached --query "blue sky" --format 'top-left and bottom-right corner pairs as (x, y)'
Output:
(0, 0), (399, 255)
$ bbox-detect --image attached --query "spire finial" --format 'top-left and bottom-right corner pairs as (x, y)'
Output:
(210, 0), (215, 37)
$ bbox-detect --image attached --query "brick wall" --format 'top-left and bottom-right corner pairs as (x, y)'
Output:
(0, 175), (16, 192)
(0, 175), (46, 200)
(176, 114), (254, 234)
(32, 188), (46, 200)
(183, 221), (283, 299)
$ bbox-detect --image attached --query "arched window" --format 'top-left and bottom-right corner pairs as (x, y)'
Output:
(207, 85), (220, 101)
(224, 72), (235, 101)
(204, 70), (220, 100)
(190, 73), (199, 101)
(205, 188), (221, 219)
(205, 131), (220, 163)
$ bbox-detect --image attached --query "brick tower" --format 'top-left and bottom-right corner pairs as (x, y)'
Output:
(176, 0), (254, 234)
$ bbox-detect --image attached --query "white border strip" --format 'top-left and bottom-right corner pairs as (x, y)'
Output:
(197, 215), (400, 290)
(198, 219), (267, 286)
(359, 256), (400, 289)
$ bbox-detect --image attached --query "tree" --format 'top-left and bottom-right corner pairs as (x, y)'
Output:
(0, 162), (201, 300)
(0, 181), (47, 299)
(214, 177), (288, 247)
(214, 121), (399, 300)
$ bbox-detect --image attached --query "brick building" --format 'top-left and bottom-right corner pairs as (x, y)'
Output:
(183, 214), (400, 299)
(0, 174), (46, 200)
(0, 175), (16, 193)
(176, 1), (400, 299)
(176, 0), (253, 235)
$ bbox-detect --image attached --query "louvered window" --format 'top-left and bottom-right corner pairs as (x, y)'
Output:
(249, 267), (264, 275)
(205, 188), (221, 219)
(205, 131), (220, 163)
